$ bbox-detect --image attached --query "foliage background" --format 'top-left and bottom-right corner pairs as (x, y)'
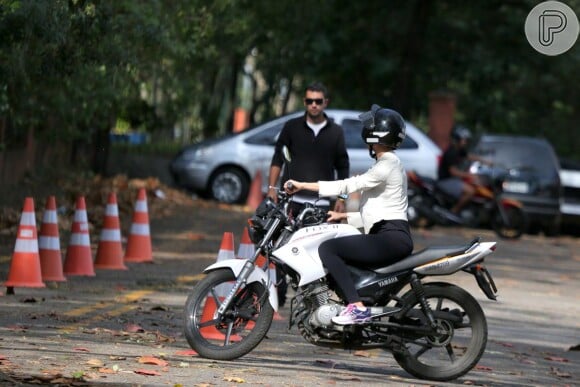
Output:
(0, 0), (578, 176)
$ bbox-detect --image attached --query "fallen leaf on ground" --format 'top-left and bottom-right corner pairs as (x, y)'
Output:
(475, 365), (493, 371)
(498, 341), (514, 348)
(86, 359), (103, 367)
(545, 356), (569, 363)
(175, 350), (197, 356)
(187, 232), (205, 240)
(134, 369), (161, 376)
(224, 376), (245, 383)
(98, 367), (117, 374)
(549, 367), (571, 378)
(137, 356), (168, 367)
(125, 323), (145, 333)
(73, 347), (91, 352)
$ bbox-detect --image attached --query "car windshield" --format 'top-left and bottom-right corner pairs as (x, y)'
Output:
(473, 139), (557, 176)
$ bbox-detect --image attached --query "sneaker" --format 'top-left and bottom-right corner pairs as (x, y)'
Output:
(332, 303), (371, 325)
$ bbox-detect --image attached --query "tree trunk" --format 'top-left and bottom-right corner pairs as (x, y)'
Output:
(392, 0), (432, 116)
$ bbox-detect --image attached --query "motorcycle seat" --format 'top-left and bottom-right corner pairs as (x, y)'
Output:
(375, 242), (476, 275)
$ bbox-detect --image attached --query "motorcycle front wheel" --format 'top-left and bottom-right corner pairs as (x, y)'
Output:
(184, 268), (274, 360)
(393, 283), (487, 381)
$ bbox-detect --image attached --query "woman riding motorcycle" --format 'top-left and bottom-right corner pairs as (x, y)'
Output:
(284, 105), (413, 325)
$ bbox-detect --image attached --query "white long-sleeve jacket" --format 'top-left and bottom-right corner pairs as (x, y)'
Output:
(318, 152), (408, 234)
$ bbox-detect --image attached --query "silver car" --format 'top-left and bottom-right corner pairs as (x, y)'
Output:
(170, 109), (442, 204)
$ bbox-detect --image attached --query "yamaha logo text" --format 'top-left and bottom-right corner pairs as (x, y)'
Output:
(378, 277), (398, 287)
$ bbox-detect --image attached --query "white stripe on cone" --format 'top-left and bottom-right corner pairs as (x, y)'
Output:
(20, 212), (36, 226)
(130, 223), (150, 235)
(69, 233), (90, 246)
(99, 229), (122, 241)
(39, 236), (60, 250)
(134, 200), (148, 212)
(105, 204), (119, 216)
(42, 210), (57, 224)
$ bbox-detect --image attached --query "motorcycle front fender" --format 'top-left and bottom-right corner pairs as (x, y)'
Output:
(203, 259), (279, 311)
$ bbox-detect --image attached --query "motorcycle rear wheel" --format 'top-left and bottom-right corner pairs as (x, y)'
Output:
(491, 206), (526, 239)
(393, 283), (487, 381)
(184, 269), (274, 360)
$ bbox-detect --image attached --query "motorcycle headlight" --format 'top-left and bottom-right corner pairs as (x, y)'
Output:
(255, 197), (275, 217)
(247, 216), (266, 244)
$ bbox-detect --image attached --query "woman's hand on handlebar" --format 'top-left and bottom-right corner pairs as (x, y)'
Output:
(327, 210), (347, 223)
(284, 179), (300, 194)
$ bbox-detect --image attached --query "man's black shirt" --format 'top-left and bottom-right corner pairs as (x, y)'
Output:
(271, 113), (350, 200)
(438, 146), (468, 180)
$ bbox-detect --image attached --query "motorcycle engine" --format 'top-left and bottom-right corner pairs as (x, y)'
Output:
(298, 282), (342, 327)
(309, 304), (341, 327)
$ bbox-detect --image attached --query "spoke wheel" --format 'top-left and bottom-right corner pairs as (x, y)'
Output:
(393, 284), (487, 381)
(184, 269), (273, 360)
(492, 206), (526, 239)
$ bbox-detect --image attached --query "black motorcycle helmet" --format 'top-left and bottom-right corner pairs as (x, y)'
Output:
(451, 125), (472, 142)
(359, 105), (406, 149)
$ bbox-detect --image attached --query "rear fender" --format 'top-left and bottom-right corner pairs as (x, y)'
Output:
(204, 259), (278, 310)
(500, 197), (523, 208)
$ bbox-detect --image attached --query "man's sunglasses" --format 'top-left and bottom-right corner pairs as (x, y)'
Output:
(304, 98), (325, 105)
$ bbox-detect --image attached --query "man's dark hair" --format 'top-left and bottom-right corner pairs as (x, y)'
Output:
(305, 82), (328, 99)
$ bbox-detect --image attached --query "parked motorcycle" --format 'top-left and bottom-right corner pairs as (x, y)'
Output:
(406, 162), (527, 239)
(184, 186), (499, 381)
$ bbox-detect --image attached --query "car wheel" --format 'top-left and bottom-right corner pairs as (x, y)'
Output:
(543, 216), (561, 237)
(208, 167), (250, 204)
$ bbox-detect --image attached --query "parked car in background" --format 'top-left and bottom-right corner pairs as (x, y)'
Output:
(470, 134), (562, 235)
(170, 109), (441, 204)
(559, 158), (580, 232)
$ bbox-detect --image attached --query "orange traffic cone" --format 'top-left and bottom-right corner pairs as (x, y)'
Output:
(237, 227), (255, 261)
(95, 192), (127, 270)
(200, 232), (241, 341)
(38, 196), (66, 282)
(124, 188), (153, 263)
(4, 197), (46, 292)
(246, 171), (264, 211)
(63, 196), (95, 276)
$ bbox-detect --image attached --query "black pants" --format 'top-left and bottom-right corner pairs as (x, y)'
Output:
(318, 219), (413, 304)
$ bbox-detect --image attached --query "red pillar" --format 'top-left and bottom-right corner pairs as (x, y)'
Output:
(427, 91), (456, 151)
(233, 107), (249, 133)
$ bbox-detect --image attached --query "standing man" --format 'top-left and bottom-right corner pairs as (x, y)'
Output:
(268, 81), (350, 213)
(267, 81), (350, 306)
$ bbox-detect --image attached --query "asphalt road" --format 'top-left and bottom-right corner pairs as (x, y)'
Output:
(0, 200), (578, 386)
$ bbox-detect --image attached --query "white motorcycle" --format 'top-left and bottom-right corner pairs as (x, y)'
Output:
(184, 187), (499, 381)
